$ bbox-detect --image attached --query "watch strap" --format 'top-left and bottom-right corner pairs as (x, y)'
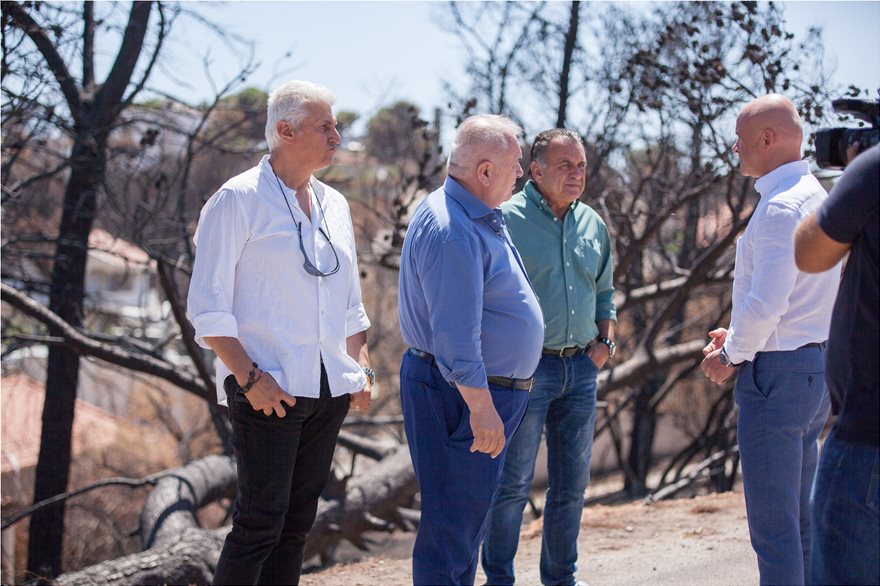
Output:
(720, 347), (742, 368)
(361, 366), (376, 386)
(597, 337), (616, 358)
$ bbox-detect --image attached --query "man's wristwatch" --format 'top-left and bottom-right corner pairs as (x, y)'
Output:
(597, 337), (616, 358)
(361, 367), (376, 387)
(719, 347), (740, 368)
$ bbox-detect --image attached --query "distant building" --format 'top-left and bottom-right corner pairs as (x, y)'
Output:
(85, 229), (165, 334)
(0, 373), (180, 582)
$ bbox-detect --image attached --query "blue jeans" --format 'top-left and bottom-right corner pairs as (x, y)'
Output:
(482, 353), (598, 586)
(400, 349), (530, 586)
(213, 365), (349, 585)
(734, 346), (830, 586)
(810, 428), (880, 585)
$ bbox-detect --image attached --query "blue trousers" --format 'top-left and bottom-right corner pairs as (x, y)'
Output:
(734, 346), (830, 586)
(482, 353), (598, 586)
(810, 427), (880, 585)
(400, 349), (530, 586)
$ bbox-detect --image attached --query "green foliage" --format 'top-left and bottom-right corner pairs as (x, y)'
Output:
(336, 110), (360, 134)
(219, 87), (268, 113)
(365, 101), (429, 165)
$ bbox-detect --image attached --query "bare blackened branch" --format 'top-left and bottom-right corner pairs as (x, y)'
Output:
(1, 282), (211, 401)
(3, 1), (82, 114)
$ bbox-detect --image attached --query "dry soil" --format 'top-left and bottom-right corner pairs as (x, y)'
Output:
(300, 490), (759, 586)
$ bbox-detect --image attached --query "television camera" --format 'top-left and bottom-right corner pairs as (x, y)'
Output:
(815, 98), (879, 169)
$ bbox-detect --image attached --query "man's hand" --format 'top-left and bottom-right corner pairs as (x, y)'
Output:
(587, 342), (610, 369)
(347, 331), (372, 413)
(202, 336), (297, 418)
(456, 384), (505, 458)
(350, 380), (372, 413)
(468, 403), (505, 458)
(241, 372), (296, 417)
(701, 349), (737, 385)
(847, 141), (861, 165)
(703, 328), (728, 357)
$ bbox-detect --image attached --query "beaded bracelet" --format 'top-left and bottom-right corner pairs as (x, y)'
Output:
(241, 362), (262, 393)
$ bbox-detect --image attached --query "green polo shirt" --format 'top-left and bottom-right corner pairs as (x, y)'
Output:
(501, 180), (617, 350)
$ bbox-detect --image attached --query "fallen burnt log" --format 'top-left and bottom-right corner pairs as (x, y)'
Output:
(55, 445), (418, 585)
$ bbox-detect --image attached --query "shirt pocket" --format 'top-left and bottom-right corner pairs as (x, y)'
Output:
(574, 237), (601, 275)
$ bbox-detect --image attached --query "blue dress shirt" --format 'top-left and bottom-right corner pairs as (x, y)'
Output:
(398, 176), (545, 388)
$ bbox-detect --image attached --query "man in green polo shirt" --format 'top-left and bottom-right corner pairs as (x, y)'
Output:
(482, 128), (617, 586)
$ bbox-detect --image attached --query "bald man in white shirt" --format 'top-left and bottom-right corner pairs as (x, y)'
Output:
(187, 80), (373, 585)
(700, 94), (840, 586)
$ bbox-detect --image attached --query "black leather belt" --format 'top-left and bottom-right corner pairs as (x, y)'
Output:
(798, 341), (827, 349)
(542, 346), (586, 358)
(408, 348), (532, 391)
(486, 376), (533, 391)
(408, 348), (436, 361)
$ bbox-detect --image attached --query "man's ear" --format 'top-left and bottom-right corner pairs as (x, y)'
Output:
(277, 120), (296, 145)
(530, 160), (542, 182)
(761, 128), (776, 149)
(476, 160), (493, 187)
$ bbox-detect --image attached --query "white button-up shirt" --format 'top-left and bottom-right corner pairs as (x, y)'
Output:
(187, 156), (371, 404)
(725, 160), (841, 364)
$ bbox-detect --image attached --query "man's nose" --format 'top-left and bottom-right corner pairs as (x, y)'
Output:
(732, 140), (740, 154)
(330, 127), (341, 145)
(516, 163), (524, 178)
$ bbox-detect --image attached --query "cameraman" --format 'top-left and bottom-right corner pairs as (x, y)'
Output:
(794, 144), (879, 586)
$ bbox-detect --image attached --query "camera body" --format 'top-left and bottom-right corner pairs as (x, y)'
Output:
(815, 98), (879, 170)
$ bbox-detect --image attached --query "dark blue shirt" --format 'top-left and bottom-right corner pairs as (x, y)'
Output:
(817, 144), (879, 445)
(398, 176), (545, 388)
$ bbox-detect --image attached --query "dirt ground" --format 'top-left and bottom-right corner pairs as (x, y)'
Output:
(300, 490), (759, 585)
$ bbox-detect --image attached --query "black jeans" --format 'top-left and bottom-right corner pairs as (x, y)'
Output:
(213, 364), (349, 585)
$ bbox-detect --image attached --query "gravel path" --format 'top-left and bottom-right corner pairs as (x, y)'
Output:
(301, 491), (759, 585)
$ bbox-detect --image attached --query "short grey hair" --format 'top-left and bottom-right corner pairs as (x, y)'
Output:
(530, 128), (584, 165)
(265, 80), (336, 151)
(448, 114), (523, 170)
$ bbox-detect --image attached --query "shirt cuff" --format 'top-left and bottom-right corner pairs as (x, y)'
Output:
(192, 312), (239, 348)
(722, 340), (753, 365)
(596, 307), (618, 322)
(345, 304), (371, 337)
(441, 360), (488, 389)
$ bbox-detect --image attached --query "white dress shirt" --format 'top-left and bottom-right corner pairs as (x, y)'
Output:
(725, 160), (841, 364)
(187, 155), (371, 404)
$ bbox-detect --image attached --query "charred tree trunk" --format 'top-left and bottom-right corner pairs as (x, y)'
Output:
(54, 447), (418, 585)
(28, 131), (107, 578)
(624, 375), (660, 498)
(55, 527), (227, 586)
(305, 448), (418, 561)
(555, 1), (580, 129)
(6, 1), (158, 576)
(140, 455), (237, 549)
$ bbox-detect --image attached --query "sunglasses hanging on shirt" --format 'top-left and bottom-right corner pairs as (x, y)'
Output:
(273, 171), (340, 277)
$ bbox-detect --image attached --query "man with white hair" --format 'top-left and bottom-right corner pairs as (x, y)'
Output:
(700, 94), (840, 585)
(398, 114), (545, 585)
(187, 80), (374, 585)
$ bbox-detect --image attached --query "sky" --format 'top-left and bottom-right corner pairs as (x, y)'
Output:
(150, 1), (880, 131)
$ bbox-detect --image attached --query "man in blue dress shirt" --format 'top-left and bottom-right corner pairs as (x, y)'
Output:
(398, 114), (545, 585)
(482, 129), (617, 586)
